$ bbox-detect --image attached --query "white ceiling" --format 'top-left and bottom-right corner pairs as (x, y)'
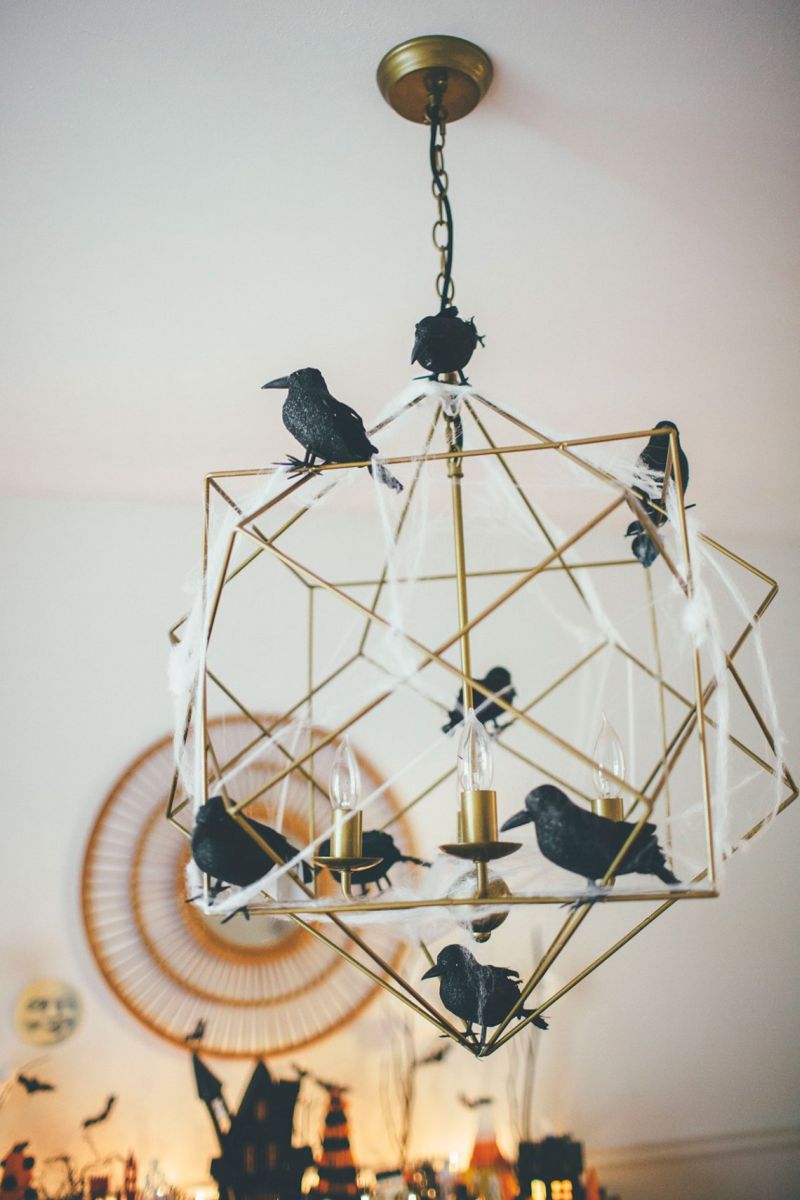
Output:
(2, 1), (799, 538)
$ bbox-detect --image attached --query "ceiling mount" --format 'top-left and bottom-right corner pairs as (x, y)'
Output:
(377, 35), (493, 123)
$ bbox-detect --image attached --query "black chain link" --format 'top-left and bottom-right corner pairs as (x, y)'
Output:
(425, 73), (455, 311)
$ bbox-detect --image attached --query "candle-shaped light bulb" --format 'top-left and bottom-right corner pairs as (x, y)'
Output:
(457, 710), (494, 792)
(593, 714), (625, 799)
(329, 737), (361, 811)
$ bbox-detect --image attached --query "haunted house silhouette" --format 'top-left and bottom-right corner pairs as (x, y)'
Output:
(192, 1053), (313, 1200)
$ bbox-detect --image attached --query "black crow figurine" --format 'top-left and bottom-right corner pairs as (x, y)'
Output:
(316, 829), (430, 896)
(442, 666), (516, 734)
(422, 944), (548, 1048)
(625, 420), (689, 568)
(262, 367), (403, 491)
(501, 784), (679, 889)
(411, 307), (483, 383)
(191, 795), (314, 891)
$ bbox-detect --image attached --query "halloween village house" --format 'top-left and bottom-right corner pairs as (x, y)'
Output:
(192, 1054), (313, 1200)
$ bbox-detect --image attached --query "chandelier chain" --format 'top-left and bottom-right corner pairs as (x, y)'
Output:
(425, 75), (455, 311)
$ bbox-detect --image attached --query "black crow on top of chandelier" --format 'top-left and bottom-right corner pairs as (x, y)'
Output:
(262, 367), (403, 491)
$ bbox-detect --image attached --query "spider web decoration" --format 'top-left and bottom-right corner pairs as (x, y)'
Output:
(167, 382), (796, 1057)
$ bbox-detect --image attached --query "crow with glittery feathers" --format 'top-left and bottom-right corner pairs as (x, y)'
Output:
(502, 784), (679, 888)
(422, 945), (549, 1048)
(262, 368), (403, 491)
(442, 666), (516, 734)
(191, 795), (314, 893)
(316, 828), (430, 896)
(625, 420), (689, 568)
(183, 1018), (206, 1044)
(411, 307), (483, 384)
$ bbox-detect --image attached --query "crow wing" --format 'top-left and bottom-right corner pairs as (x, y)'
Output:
(560, 802), (659, 878)
(322, 391), (377, 456)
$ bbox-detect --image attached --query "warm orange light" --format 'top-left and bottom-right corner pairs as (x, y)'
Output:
(552, 1183), (573, 1200)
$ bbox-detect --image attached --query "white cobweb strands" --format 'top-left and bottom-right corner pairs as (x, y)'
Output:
(663, 488), (731, 862)
(172, 381), (790, 937)
(168, 467), (292, 807)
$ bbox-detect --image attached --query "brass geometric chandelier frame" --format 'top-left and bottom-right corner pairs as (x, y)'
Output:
(166, 389), (796, 1056)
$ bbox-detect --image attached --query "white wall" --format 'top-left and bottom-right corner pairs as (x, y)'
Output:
(1, 493), (798, 1198)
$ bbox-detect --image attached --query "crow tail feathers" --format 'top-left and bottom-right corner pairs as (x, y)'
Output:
(520, 1009), (549, 1031)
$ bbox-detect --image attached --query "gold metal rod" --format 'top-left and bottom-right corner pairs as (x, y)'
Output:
(464, 398), (590, 610)
(230, 494), (640, 813)
(519, 641), (609, 714)
(204, 531), (237, 644)
(484, 905), (594, 1048)
(358, 403), (441, 656)
(669, 425), (693, 591)
(205, 669), (332, 802)
(232, 428), (679, 485)
(490, 843), (773, 1052)
(200, 479), (211, 899)
(496, 741), (597, 806)
(471, 394), (690, 596)
(218, 395), (432, 527)
(447, 415), (474, 711)
(419, 941), (436, 969)
(209, 475), (245, 515)
(699, 534), (778, 589)
(616, 641), (795, 790)
(471, 394), (642, 489)
(288, 912), (462, 1044)
(693, 645), (716, 887)
(223, 805), (468, 1041)
(207, 657), (359, 786)
(625, 491), (688, 597)
(725, 653), (795, 789)
(307, 586), (317, 893)
(242, 889), (717, 918)
(632, 565), (781, 810)
(166, 814), (192, 839)
(488, 891), (688, 1052)
(325, 560), (637, 588)
(645, 569), (673, 858)
(486, 669), (699, 1052)
(379, 767), (457, 832)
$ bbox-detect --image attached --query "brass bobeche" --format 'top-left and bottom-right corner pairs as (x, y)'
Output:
(592, 795), (625, 822)
(314, 808), (381, 898)
(440, 789), (522, 866)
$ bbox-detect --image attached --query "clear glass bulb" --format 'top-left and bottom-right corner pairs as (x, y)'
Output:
(457, 710), (494, 791)
(593, 714), (626, 799)
(329, 736), (361, 811)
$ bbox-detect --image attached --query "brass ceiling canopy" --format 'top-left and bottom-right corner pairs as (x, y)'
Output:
(377, 35), (493, 123)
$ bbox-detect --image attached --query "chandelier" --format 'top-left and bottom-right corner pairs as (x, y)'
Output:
(166, 36), (796, 1057)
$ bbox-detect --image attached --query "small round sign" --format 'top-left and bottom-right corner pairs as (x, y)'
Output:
(14, 980), (82, 1046)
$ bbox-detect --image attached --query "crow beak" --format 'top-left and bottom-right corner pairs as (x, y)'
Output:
(410, 338), (422, 366)
(421, 964), (442, 980)
(500, 808), (532, 831)
(261, 376), (290, 389)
